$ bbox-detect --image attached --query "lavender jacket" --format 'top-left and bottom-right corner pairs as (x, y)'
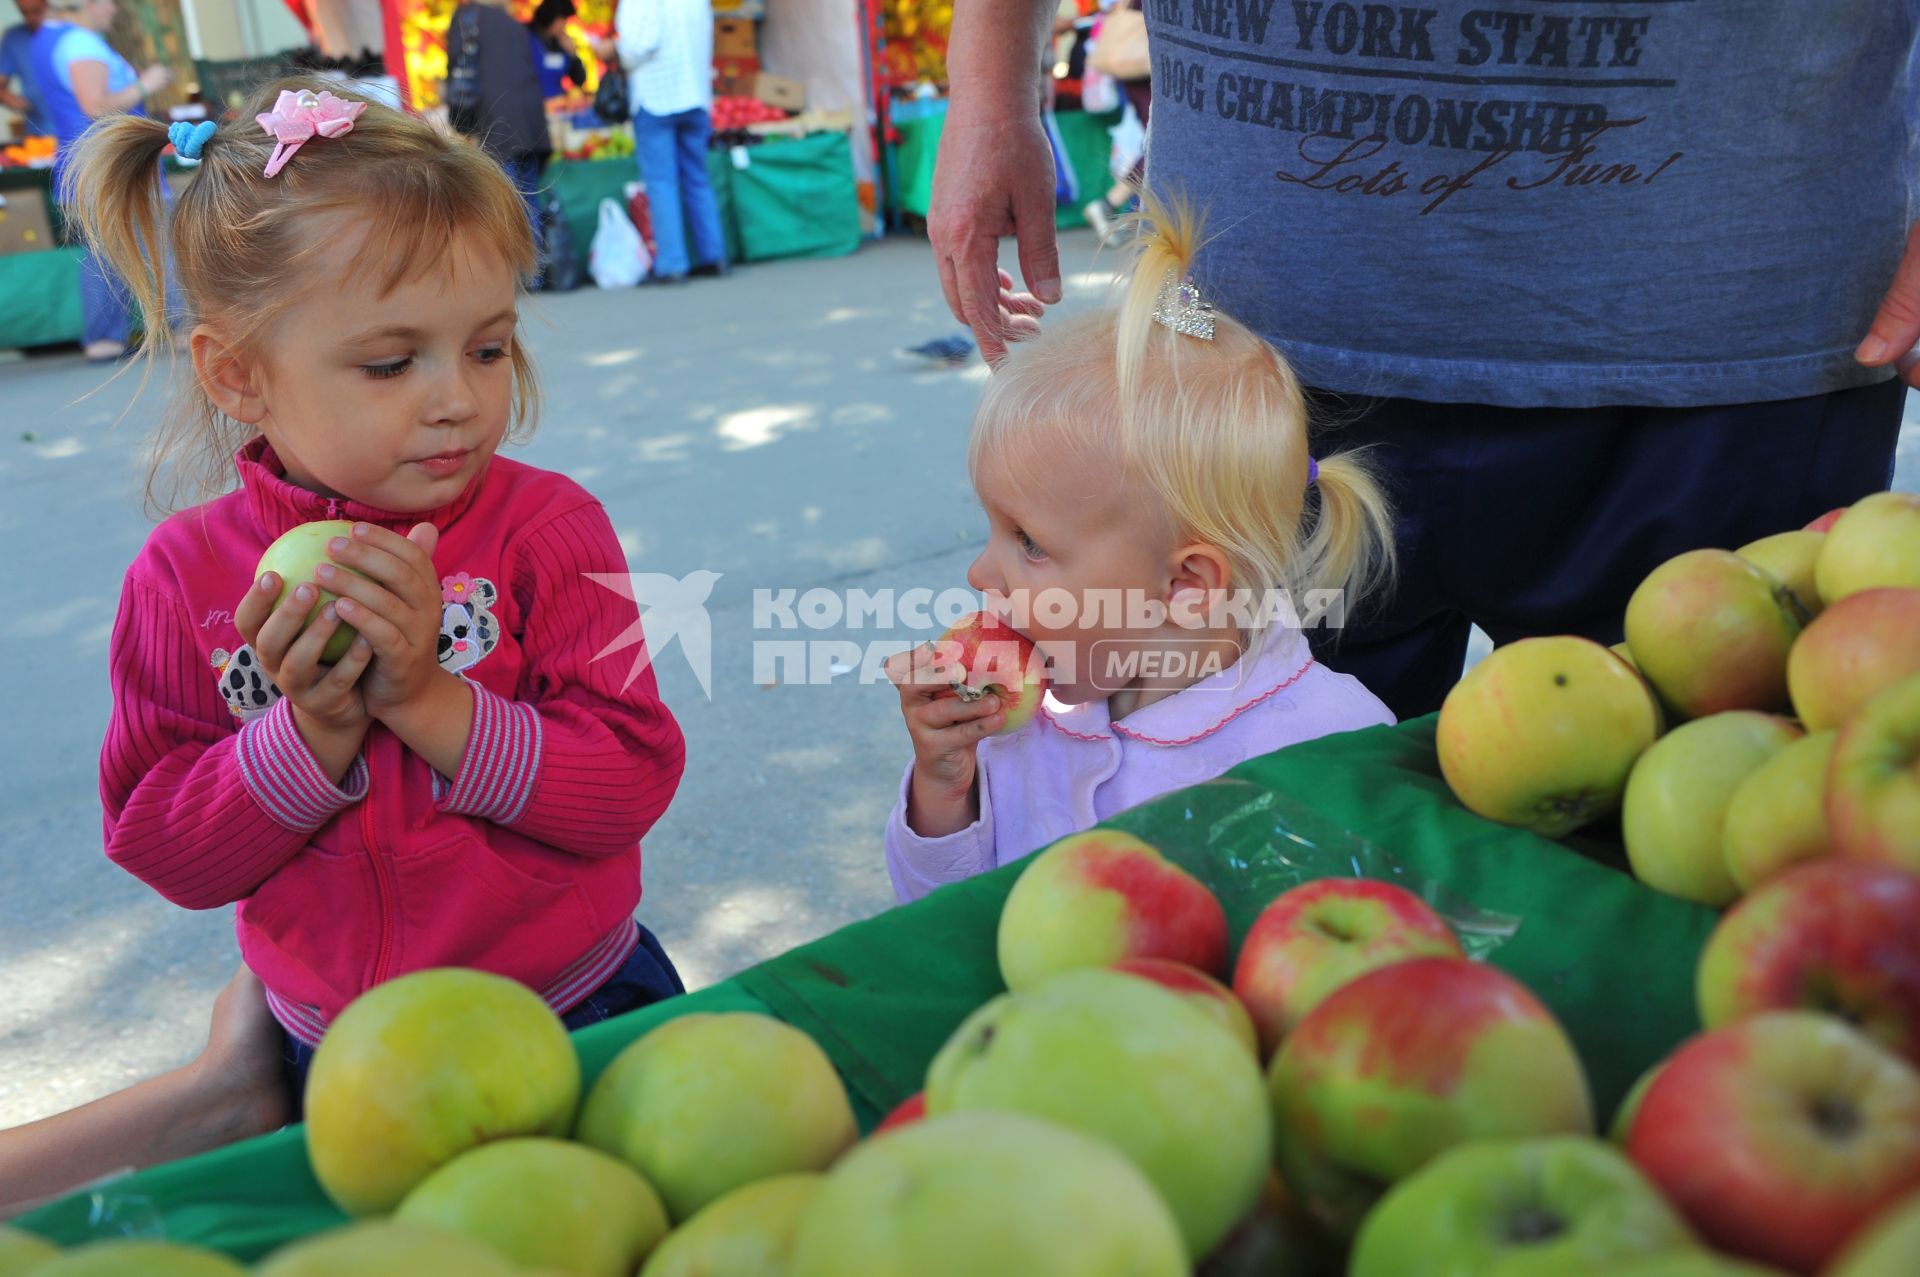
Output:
(884, 632), (1394, 903)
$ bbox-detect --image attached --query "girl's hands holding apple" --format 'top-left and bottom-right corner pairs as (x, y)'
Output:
(887, 641), (1004, 838)
(236, 573), (373, 781)
(313, 522), (477, 780)
(310, 522), (448, 719)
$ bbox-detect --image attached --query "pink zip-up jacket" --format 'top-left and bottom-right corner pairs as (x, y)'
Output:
(100, 440), (686, 1044)
(884, 630), (1393, 902)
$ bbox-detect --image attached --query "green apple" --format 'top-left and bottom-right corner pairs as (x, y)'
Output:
(1816, 491), (1920, 604)
(639, 1174), (821, 1277)
(1625, 549), (1805, 719)
(255, 519), (365, 663)
(1609, 1056), (1669, 1145)
(1827, 1189), (1920, 1277)
(576, 1012), (856, 1222)
(1828, 671), (1920, 872)
(1231, 877), (1463, 1059)
(925, 967), (1270, 1258)
(1112, 957), (1259, 1056)
(1436, 636), (1664, 837)
(396, 1137), (669, 1277)
(0, 1228), (57, 1276)
(305, 968), (580, 1216)
(1722, 729), (1836, 891)
(1349, 1136), (1697, 1277)
(1270, 957), (1594, 1239)
(1605, 1256), (1790, 1276)
(786, 1112), (1186, 1277)
(1622, 712), (1803, 905)
(1786, 588), (1920, 731)
(1737, 530), (1826, 620)
(256, 1220), (519, 1276)
(1624, 1012), (1920, 1273)
(24, 1242), (245, 1276)
(997, 829), (1228, 991)
(1697, 858), (1920, 1065)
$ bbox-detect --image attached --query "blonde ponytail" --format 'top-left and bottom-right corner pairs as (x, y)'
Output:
(1294, 451), (1398, 629)
(63, 113), (179, 349)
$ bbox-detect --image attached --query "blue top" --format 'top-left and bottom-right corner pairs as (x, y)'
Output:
(29, 20), (141, 195)
(1144, 0), (1917, 407)
(0, 21), (49, 135)
(530, 30), (572, 99)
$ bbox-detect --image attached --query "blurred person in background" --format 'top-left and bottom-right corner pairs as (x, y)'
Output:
(29, 0), (171, 361)
(447, 0), (551, 271)
(613, 0), (726, 283)
(0, 0), (50, 136)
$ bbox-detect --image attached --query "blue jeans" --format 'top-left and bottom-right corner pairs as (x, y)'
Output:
(278, 922), (685, 1113)
(632, 105), (724, 278)
(79, 247), (129, 348)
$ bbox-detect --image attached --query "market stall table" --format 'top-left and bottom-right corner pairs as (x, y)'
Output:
(547, 131), (863, 276)
(889, 106), (1123, 228)
(0, 170), (81, 351)
(16, 714), (1717, 1260)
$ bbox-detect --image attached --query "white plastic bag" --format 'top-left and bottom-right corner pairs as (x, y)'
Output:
(1081, 62), (1120, 114)
(588, 196), (650, 289)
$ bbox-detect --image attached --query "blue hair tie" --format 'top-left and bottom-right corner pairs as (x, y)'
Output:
(1306, 455), (1320, 486)
(168, 120), (217, 165)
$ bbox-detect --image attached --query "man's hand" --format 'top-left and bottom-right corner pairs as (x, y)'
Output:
(928, 0), (1065, 366)
(1855, 217), (1920, 388)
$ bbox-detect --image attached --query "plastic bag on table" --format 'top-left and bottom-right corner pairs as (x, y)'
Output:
(587, 197), (649, 290)
(1122, 778), (1522, 959)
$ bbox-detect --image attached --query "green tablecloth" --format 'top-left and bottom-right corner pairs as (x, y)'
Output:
(18, 715), (1716, 1260)
(0, 246), (83, 350)
(547, 132), (861, 277)
(890, 108), (1124, 229)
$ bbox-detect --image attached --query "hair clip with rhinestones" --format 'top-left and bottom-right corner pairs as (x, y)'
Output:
(1153, 269), (1216, 340)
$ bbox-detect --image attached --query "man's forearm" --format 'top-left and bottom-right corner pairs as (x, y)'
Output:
(946, 0), (1055, 115)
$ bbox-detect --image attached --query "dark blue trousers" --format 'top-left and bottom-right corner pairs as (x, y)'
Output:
(1305, 379), (1908, 722)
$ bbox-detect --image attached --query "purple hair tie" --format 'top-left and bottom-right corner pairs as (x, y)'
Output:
(1306, 455), (1320, 486)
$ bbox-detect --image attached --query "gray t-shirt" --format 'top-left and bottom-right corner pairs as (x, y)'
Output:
(1143, 1), (1917, 406)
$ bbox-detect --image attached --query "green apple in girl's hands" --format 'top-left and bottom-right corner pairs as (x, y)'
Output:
(255, 520), (364, 663)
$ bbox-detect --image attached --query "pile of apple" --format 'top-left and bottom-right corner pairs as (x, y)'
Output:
(8, 826), (1920, 1275)
(1437, 490), (1920, 903)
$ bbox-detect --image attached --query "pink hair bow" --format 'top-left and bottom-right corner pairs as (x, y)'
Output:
(255, 89), (367, 178)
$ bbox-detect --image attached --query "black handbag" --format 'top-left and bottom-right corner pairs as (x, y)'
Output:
(444, 8), (482, 134)
(593, 64), (630, 126)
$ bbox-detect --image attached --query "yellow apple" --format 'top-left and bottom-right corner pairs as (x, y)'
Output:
(1738, 529), (1826, 619)
(576, 1012), (856, 1222)
(1437, 635), (1663, 838)
(256, 1220), (519, 1277)
(305, 968), (580, 1216)
(1722, 729), (1836, 891)
(639, 1174), (822, 1277)
(1816, 491), (1920, 604)
(1623, 712), (1803, 905)
(254, 520), (365, 663)
(24, 1242), (245, 1276)
(1625, 549), (1805, 720)
(395, 1137), (669, 1277)
(787, 1113), (1186, 1277)
(0, 1228), (58, 1276)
